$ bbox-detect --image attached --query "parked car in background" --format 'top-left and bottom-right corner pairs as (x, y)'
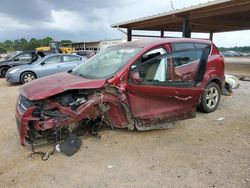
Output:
(0, 51), (23, 61)
(221, 51), (245, 57)
(71, 50), (96, 58)
(0, 51), (40, 77)
(15, 38), (225, 146)
(6, 54), (85, 84)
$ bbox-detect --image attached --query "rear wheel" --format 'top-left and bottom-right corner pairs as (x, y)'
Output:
(0, 66), (10, 77)
(21, 72), (37, 84)
(199, 82), (221, 113)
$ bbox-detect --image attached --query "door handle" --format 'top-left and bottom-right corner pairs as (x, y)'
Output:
(174, 96), (192, 101)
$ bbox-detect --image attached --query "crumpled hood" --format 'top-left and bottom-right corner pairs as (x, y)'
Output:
(18, 72), (106, 100)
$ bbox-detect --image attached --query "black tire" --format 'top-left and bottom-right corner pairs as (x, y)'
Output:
(0, 66), (10, 78)
(21, 72), (37, 84)
(199, 82), (221, 113)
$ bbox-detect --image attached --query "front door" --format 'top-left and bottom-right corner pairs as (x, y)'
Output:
(36, 55), (62, 77)
(12, 52), (32, 66)
(127, 47), (209, 127)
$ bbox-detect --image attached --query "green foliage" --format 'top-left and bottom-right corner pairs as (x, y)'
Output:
(0, 37), (71, 52)
(60, 40), (72, 44)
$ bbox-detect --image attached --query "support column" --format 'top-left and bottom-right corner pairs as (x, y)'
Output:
(209, 32), (213, 41)
(127, 28), (132, 41)
(160, 29), (164, 38)
(182, 17), (190, 38)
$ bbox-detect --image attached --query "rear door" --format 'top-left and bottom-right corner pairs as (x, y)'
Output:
(127, 45), (210, 127)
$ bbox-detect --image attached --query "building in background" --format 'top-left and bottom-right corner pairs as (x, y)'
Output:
(61, 38), (127, 52)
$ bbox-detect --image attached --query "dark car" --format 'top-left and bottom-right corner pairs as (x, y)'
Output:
(71, 50), (96, 58)
(16, 38), (225, 146)
(0, 51), (39, 77)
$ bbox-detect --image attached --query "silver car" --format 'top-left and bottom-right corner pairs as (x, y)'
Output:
(5, 54), (86, 84)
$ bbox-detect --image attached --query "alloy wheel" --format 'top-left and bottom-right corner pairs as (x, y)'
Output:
(23, 73), (35, 83)
(206, 86), (219, 109)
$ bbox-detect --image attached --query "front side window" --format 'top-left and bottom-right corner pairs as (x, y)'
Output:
(44, 56), (61, 64)
(140, 57), (168, 83)
(132, 47), (167, 83)
(15, 53), (32, 61)
(72, 47), (142, 79)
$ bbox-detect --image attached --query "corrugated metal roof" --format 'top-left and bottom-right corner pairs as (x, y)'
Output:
(111, 0), (250, 33)
(111, 0), (231, 27)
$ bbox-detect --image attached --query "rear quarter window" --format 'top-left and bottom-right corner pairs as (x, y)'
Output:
(172, 43), (195, 51)
(194, 43), (211, 54)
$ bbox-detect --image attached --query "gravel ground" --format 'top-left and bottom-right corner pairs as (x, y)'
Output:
(0, 60), (249, 188)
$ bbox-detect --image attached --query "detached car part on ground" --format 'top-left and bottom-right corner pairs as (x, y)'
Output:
(16, 38), (225, 146)
(0, 51), (40, 77)
(5, 54), (86, 84)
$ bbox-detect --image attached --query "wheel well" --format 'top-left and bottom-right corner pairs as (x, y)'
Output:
(209, 79), (222, 90)
(0, 65), (11, 69)
(20, 71), (37, 82)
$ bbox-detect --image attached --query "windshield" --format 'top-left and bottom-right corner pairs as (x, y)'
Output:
(8, 52), (21, 60)
(72, 47), (142, 79)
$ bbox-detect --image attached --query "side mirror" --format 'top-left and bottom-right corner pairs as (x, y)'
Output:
(14, 58), (19, 61)
(40, 62), (45, 65)
(131, 71), (141, 84)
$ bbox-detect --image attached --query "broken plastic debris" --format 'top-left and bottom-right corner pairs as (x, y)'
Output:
(55, 144), (61, 152)
(217, 117), (224, 121)
(225, 74), (240, 89)
(107, 165), (113, 169)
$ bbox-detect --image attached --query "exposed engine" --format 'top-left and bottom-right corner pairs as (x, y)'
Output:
(54, 90), (94, 110)
(20, 89), (102, 145)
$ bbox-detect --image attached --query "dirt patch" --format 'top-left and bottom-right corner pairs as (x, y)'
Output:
(0, 66), (250, 187)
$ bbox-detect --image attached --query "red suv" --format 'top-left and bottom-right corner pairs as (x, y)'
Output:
(16, 38), (224, 146)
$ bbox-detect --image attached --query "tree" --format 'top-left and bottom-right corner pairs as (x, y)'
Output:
(41, 37), (53, 46)
(2, 40), (14, 51)
(28, 38), (41, 50)
(61, 40), (72, 44)
(0, 47), (7, 54)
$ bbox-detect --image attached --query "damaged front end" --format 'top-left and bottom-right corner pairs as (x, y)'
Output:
(16, 85), (135, 146)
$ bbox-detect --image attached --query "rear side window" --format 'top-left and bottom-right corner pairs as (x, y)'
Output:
(171, 42), (211, 67)
(173, 51), (202, 67)
(63, 55), (81, 62)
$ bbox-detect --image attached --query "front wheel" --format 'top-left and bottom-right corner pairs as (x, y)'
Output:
(0, 66), (10, 77)
(21, 72), (37, 84)
(199, 82), (221, 113)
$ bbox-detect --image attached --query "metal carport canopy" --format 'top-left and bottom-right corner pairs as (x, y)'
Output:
(111, 0), (250, 40)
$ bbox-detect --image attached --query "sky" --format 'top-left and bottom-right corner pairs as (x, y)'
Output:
(0, 0), (250, 47)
